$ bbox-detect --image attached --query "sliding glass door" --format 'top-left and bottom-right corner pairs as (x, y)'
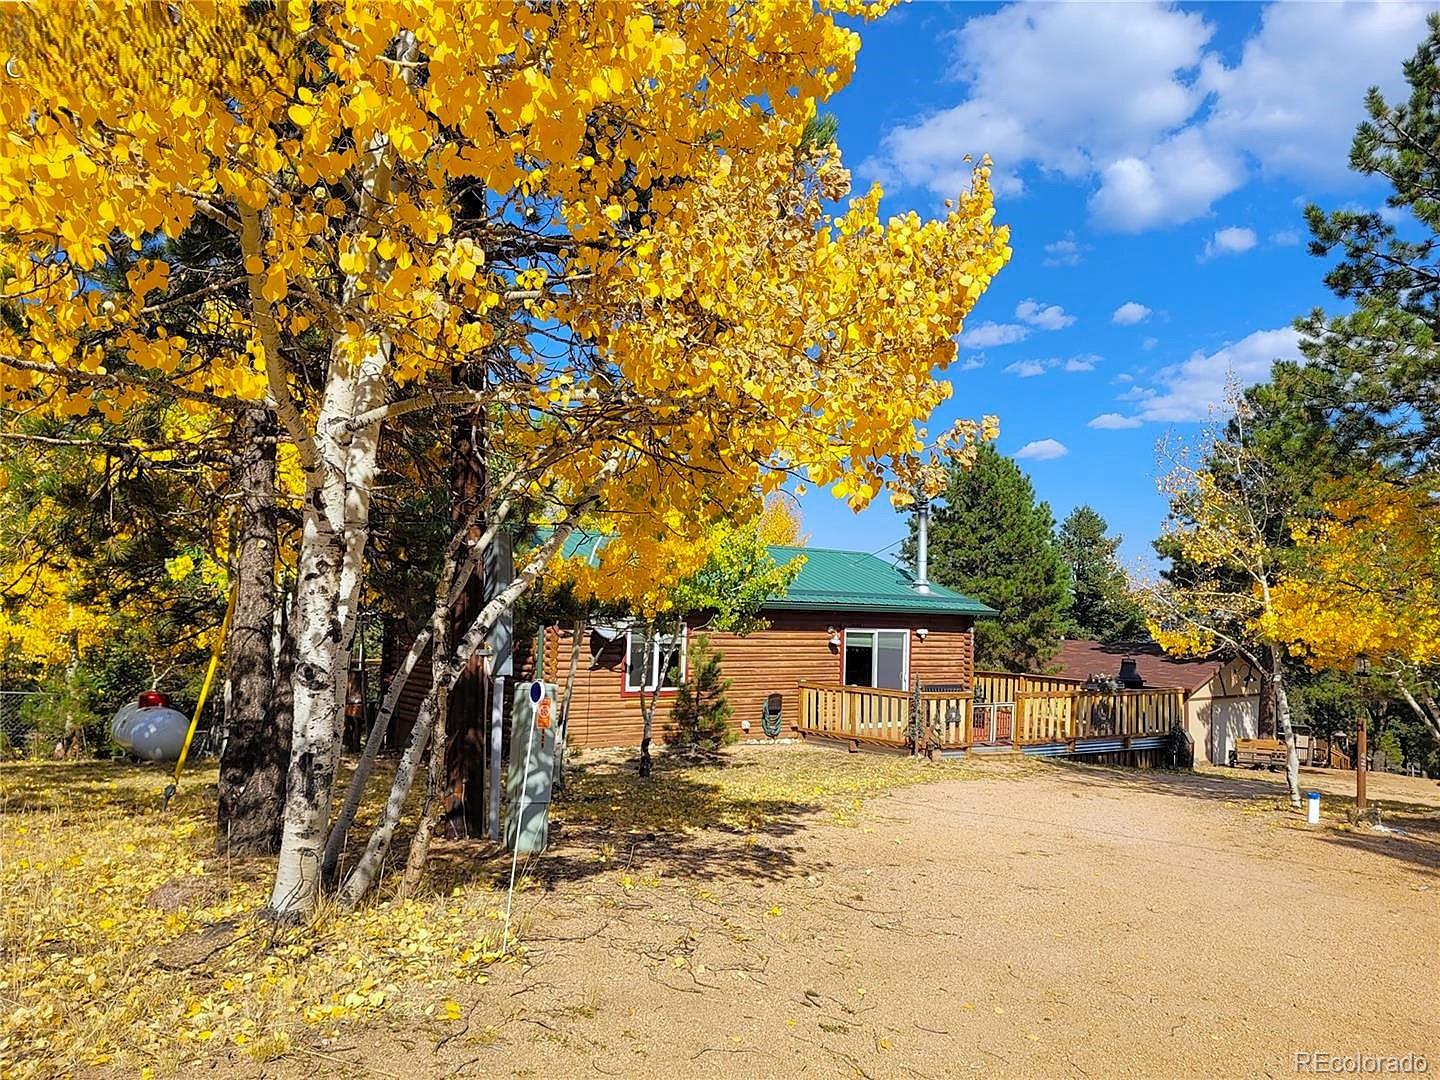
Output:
(843, 629), (909, 691)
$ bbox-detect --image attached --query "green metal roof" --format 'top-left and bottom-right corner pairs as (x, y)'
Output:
(766, 546), (995, 617)
(557, 529), (608, 565)
(551, 530), (994, 617)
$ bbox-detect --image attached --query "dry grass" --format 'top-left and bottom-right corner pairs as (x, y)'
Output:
(0, 742), (995, 1078)
(556, 741), (1036, 834)
(0, 760), (507, 1079)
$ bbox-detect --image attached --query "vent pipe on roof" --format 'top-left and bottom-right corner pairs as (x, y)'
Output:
(914, 493), (931, 593)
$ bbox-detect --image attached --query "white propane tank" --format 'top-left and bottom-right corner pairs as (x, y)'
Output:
(112, 691), (191, 762)
(111, 701), (144, 752)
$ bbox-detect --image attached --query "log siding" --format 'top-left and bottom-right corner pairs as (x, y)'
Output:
(539, 609), (977, 748)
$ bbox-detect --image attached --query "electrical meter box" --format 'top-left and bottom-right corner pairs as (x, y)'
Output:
(505, 680), (558, 853)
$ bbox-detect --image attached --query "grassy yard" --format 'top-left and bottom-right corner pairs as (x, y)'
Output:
(0, 759), (512, 1078)
(0, 743), (974, 1077)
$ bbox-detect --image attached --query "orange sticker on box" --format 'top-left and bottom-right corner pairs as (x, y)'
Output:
(536, 696), (553, 730)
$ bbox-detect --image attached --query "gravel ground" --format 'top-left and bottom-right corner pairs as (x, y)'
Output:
(292, 754), (1440, 1079)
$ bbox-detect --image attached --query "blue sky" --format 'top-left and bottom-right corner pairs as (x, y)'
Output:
(793, 0), (1435, 572)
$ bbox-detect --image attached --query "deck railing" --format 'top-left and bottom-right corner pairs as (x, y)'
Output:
(797, 681), (1186, 751)
(798, 682), (912, 745)
(919, 689), (973, 746)
(1014, 688), (1184, 743)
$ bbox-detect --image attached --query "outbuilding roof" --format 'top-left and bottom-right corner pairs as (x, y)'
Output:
(1048, 639), (1231, 693)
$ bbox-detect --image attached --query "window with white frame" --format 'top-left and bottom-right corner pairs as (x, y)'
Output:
(625, 627), (686, 692)
(843, 629), (908, 691)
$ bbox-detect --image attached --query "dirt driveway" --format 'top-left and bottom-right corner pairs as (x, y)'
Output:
(335, 753), (1440, 1078)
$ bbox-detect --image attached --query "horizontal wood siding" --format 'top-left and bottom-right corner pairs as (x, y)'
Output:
(551, 610), (976, 748)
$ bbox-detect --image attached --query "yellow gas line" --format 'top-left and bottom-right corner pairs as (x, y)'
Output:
(163, 586), (237, 809)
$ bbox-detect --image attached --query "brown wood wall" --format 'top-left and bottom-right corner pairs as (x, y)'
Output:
(534, 610), (976, 748)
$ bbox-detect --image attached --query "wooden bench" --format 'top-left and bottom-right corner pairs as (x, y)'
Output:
(1232, 738), (1287, 769)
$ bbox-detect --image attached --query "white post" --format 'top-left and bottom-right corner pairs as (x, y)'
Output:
(914, 493), (930, 593)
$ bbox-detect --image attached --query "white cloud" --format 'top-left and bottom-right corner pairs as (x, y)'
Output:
(1201, 226), (1258, 260)
(1043, 233), (1088, 267)
(1089, 412), (1144, 430)
(874, 3), (1213, 203)
(1015, 298), (1076, 330)
(1142, 337), (1159, 352)
(1270, 228), (1302, 246)
(1112, 301), (1152, 326)
(961, 300), (1074, 349)
(1135, 327), (1302, 422)
(959, 321), (1029, 348)
(869, 1), (1436, 231)
(1003, 354), (1100, 377)
(1014, 438), (1069, 461)
(959, 356), (986, 371)
(1198, 2), (1435, 187)
(1091, 128), (1245, 232)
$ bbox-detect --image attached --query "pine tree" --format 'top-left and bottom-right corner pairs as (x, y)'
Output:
(908, 445), (1070, 671)
(1248, 15), (1440, 760)
(666, 636), (735, 750)
(1295, 12), (1440, 476)
(1057, 506), (1147, 644)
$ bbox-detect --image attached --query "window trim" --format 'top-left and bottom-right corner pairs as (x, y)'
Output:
(842, 627), (911, 691)
(622, 625), (688, 694)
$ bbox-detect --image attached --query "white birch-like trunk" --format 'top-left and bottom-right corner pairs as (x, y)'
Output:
(336, 478), (611, 906)
(1395, 683), (1440, 745)
(265, 38), (407, 913)
(318, 496), (510, 882)
(268, 339), (388, 917)
(337, 681), (440, 909)
(320, 621), (433, 882)
(638, 633), (679, 778)
(1270, 654), (1301, 808)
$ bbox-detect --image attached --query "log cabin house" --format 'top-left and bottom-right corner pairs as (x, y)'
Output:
(534, 544), (995, 749)
(383, 528), (1202, 765)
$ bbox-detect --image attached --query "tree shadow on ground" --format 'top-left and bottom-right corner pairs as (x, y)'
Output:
(404, 755), (848, 898)
(1049, 760), (1440, 814)
(1314, 827), (1440, 876)
(1044, 760), (1440, 877)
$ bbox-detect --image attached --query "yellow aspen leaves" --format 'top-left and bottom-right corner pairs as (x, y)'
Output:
(1269, 479), (1440, 670)
(0, 0), (1008, 627)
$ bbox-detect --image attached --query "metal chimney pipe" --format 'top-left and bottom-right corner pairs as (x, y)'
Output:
(914, 493), (931, 593)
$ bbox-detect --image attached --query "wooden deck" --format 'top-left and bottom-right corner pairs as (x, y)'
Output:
(798, 675), (1186, 761)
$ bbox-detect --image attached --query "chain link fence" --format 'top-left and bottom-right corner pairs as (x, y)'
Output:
(0, 689), (42, 756)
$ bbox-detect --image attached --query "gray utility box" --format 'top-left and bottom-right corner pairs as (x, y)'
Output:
(504, 681), (558, 854)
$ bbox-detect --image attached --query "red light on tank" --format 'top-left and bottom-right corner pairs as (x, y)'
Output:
(138, 690), (169, 709)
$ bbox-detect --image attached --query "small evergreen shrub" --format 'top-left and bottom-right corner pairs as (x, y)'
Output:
(19, 665), (107, 758)
(666, 635), (735, 750)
